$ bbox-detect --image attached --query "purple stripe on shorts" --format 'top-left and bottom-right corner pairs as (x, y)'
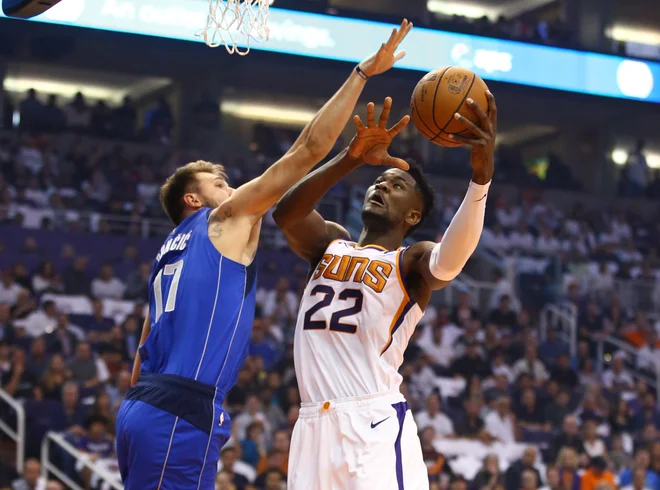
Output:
(392, 401), (409, 490)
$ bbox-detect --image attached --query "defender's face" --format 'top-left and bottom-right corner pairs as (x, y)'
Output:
(362, 169), (421, 227)
(193, 172), (233, 210)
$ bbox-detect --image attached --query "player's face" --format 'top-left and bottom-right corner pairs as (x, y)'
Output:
(194, 172), (233, 209)
(362, 169), (422, 230)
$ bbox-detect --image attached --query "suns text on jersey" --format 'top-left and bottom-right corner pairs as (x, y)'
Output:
(155, 231), (192, 262)
(312, 254), (393, 293)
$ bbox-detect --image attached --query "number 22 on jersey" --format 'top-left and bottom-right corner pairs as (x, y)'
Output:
(302, 285), (364, 334)
(153, 260), (184, 321)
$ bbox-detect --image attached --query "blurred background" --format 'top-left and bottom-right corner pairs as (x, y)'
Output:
(1, 0), (660, 489)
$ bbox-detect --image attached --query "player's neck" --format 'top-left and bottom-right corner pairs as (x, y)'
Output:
(357, 227), (404, 252)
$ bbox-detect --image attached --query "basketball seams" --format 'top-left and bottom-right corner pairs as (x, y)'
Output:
(429, 66), (451, 131)
(411, 97), (437, 140)
(432, 71), (477, 141)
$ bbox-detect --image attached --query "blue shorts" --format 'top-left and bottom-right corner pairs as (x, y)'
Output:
(116, 374), (230, 490)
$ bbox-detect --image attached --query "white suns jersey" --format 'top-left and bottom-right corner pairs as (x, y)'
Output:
(294, 240), (424, 403)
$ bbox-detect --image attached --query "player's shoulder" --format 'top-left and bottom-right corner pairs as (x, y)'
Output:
(326, 221), (351, 242)
(404, 241), (435, 260)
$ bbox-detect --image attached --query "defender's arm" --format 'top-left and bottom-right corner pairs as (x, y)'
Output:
(211, 20), (413, 224)
(131, 309), (151, 387)
(273, 148), (358, 263)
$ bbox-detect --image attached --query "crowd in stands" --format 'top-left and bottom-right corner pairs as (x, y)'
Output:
(2, 88), (660, 490)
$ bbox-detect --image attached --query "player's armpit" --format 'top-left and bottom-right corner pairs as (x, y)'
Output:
(280, 215), (350, 263)
(404, 241), (451, 291)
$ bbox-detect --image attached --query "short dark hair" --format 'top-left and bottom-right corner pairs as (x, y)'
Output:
(405, 161), (435, 236)
(86, 415), (108, 429)
(159, 161), (227, 225)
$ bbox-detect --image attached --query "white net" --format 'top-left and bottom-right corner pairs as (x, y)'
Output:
(200, 0), (270, 56)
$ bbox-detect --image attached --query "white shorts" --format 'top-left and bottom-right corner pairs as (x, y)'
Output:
(288, 390), (429, 490)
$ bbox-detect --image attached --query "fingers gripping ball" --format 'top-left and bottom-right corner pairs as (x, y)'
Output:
(411, 66), (490, 147)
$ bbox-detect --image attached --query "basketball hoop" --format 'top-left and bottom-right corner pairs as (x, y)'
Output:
(200, 0), (270, 56)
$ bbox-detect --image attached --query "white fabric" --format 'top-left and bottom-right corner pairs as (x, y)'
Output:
(414, 410), (454, 437)
(294, 240), (423, 403)
(288, 391), (428, 490)
(484, 410), (516, 444)
(14, 310), (57, 337)
(91, 277), (126, 300)
(0, 282), (22, 306)
(429, 181), (489, 281)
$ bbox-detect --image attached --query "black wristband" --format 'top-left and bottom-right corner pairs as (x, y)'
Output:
(355, 65), (369, 80)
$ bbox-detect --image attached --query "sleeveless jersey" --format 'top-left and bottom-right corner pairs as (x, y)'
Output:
(139, 208), (257, 398)
(294, 240), (424, 403)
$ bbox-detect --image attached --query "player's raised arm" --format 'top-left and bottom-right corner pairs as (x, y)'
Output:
(213, 19), (412, 223)
(405, 92), (496, 290)
(273, 97), (410, 263)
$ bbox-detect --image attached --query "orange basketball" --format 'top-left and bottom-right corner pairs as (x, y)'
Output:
(410, 66), (490, 147)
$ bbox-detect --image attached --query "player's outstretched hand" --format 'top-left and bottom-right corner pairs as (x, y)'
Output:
(450, 91), (497, 185)
(348, 97), (410, 170)
(359, 19), (413, 77)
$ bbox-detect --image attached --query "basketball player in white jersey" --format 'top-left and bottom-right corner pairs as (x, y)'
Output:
(273, 92), (496, 489)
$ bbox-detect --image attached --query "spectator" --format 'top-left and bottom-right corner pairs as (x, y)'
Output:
(68, 342), (99, 389)
(602, 352), (634, 393)
(451, 291), (478, 326)
(550, 353), (578, 390)
(556, 447), (581, 490)
(0, 269), (23, 306)
(214, 470), (236, 490)
(218, 446), (253, 489)
(521, 469), (539, 490)
(415, 393), (454, 438)
(488, 295), (517, 329)
(484, 395), (516, 443)
(240, 421), (266, 467)
(51, 382), (86, 435)
(471, 453), (503, 490)
(11, 458), (45, 490)
(63, 92), (91, 131)
(31, 261), (62, 296)
(582, 420), (606, 458)
(451, 340), (492, 380)
(539, 330), (570, 367)
(580, 456), (616, 490)
(0, 304), (15, 345)
(619, 449), (658, 490)
(91, 263), (125, 299)
(62, 256), (91, 295)
(260, 278), (298, 327)
(40, 353), (70, 400)
(549, 416), (585, 463)
(78, 415), (114, 459)
(419, 426), (454, 484)
(516, 388), (550, 431)
(512, 344), (549, 385)
(637, 330), (660, 372)
(123, 262), (150, 300)
(249, 320), (280, 371)
(540, 466), (561, 490)
(107, 370), (131, 409)
(256, 429), (289, 476)
(15, 300), (57, 338)
(27, 337), (48, 377)
(1, 348), (37, 399)
(621, 466), (654, 490)
(45, 314), (80, 358)
(420, 325), (455, 370)
(455, 397), (490, 442)
(233, 394), (272, 443)
(504, 447), (542, 490)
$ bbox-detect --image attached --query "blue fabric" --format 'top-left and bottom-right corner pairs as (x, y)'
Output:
(140, 208), (258, 395)
(619, 468), (659, 489)
(392, 401), (409, 490)
(116, 398), (230, 490)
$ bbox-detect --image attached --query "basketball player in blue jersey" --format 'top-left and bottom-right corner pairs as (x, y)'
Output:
(114, 20), (413, 490)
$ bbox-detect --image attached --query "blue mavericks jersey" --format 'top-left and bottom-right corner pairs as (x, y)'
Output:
(139, 208), (257, 396)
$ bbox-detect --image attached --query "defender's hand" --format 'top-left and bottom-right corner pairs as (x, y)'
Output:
(348, 97), (410, 170)
(450, 91), (497, 185)
(359, 19), (413, 77)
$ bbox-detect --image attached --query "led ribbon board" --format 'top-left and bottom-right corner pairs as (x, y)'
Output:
(2, 0), (659, 103)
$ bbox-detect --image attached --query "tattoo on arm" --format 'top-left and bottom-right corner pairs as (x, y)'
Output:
(207, 204), (233, 239)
